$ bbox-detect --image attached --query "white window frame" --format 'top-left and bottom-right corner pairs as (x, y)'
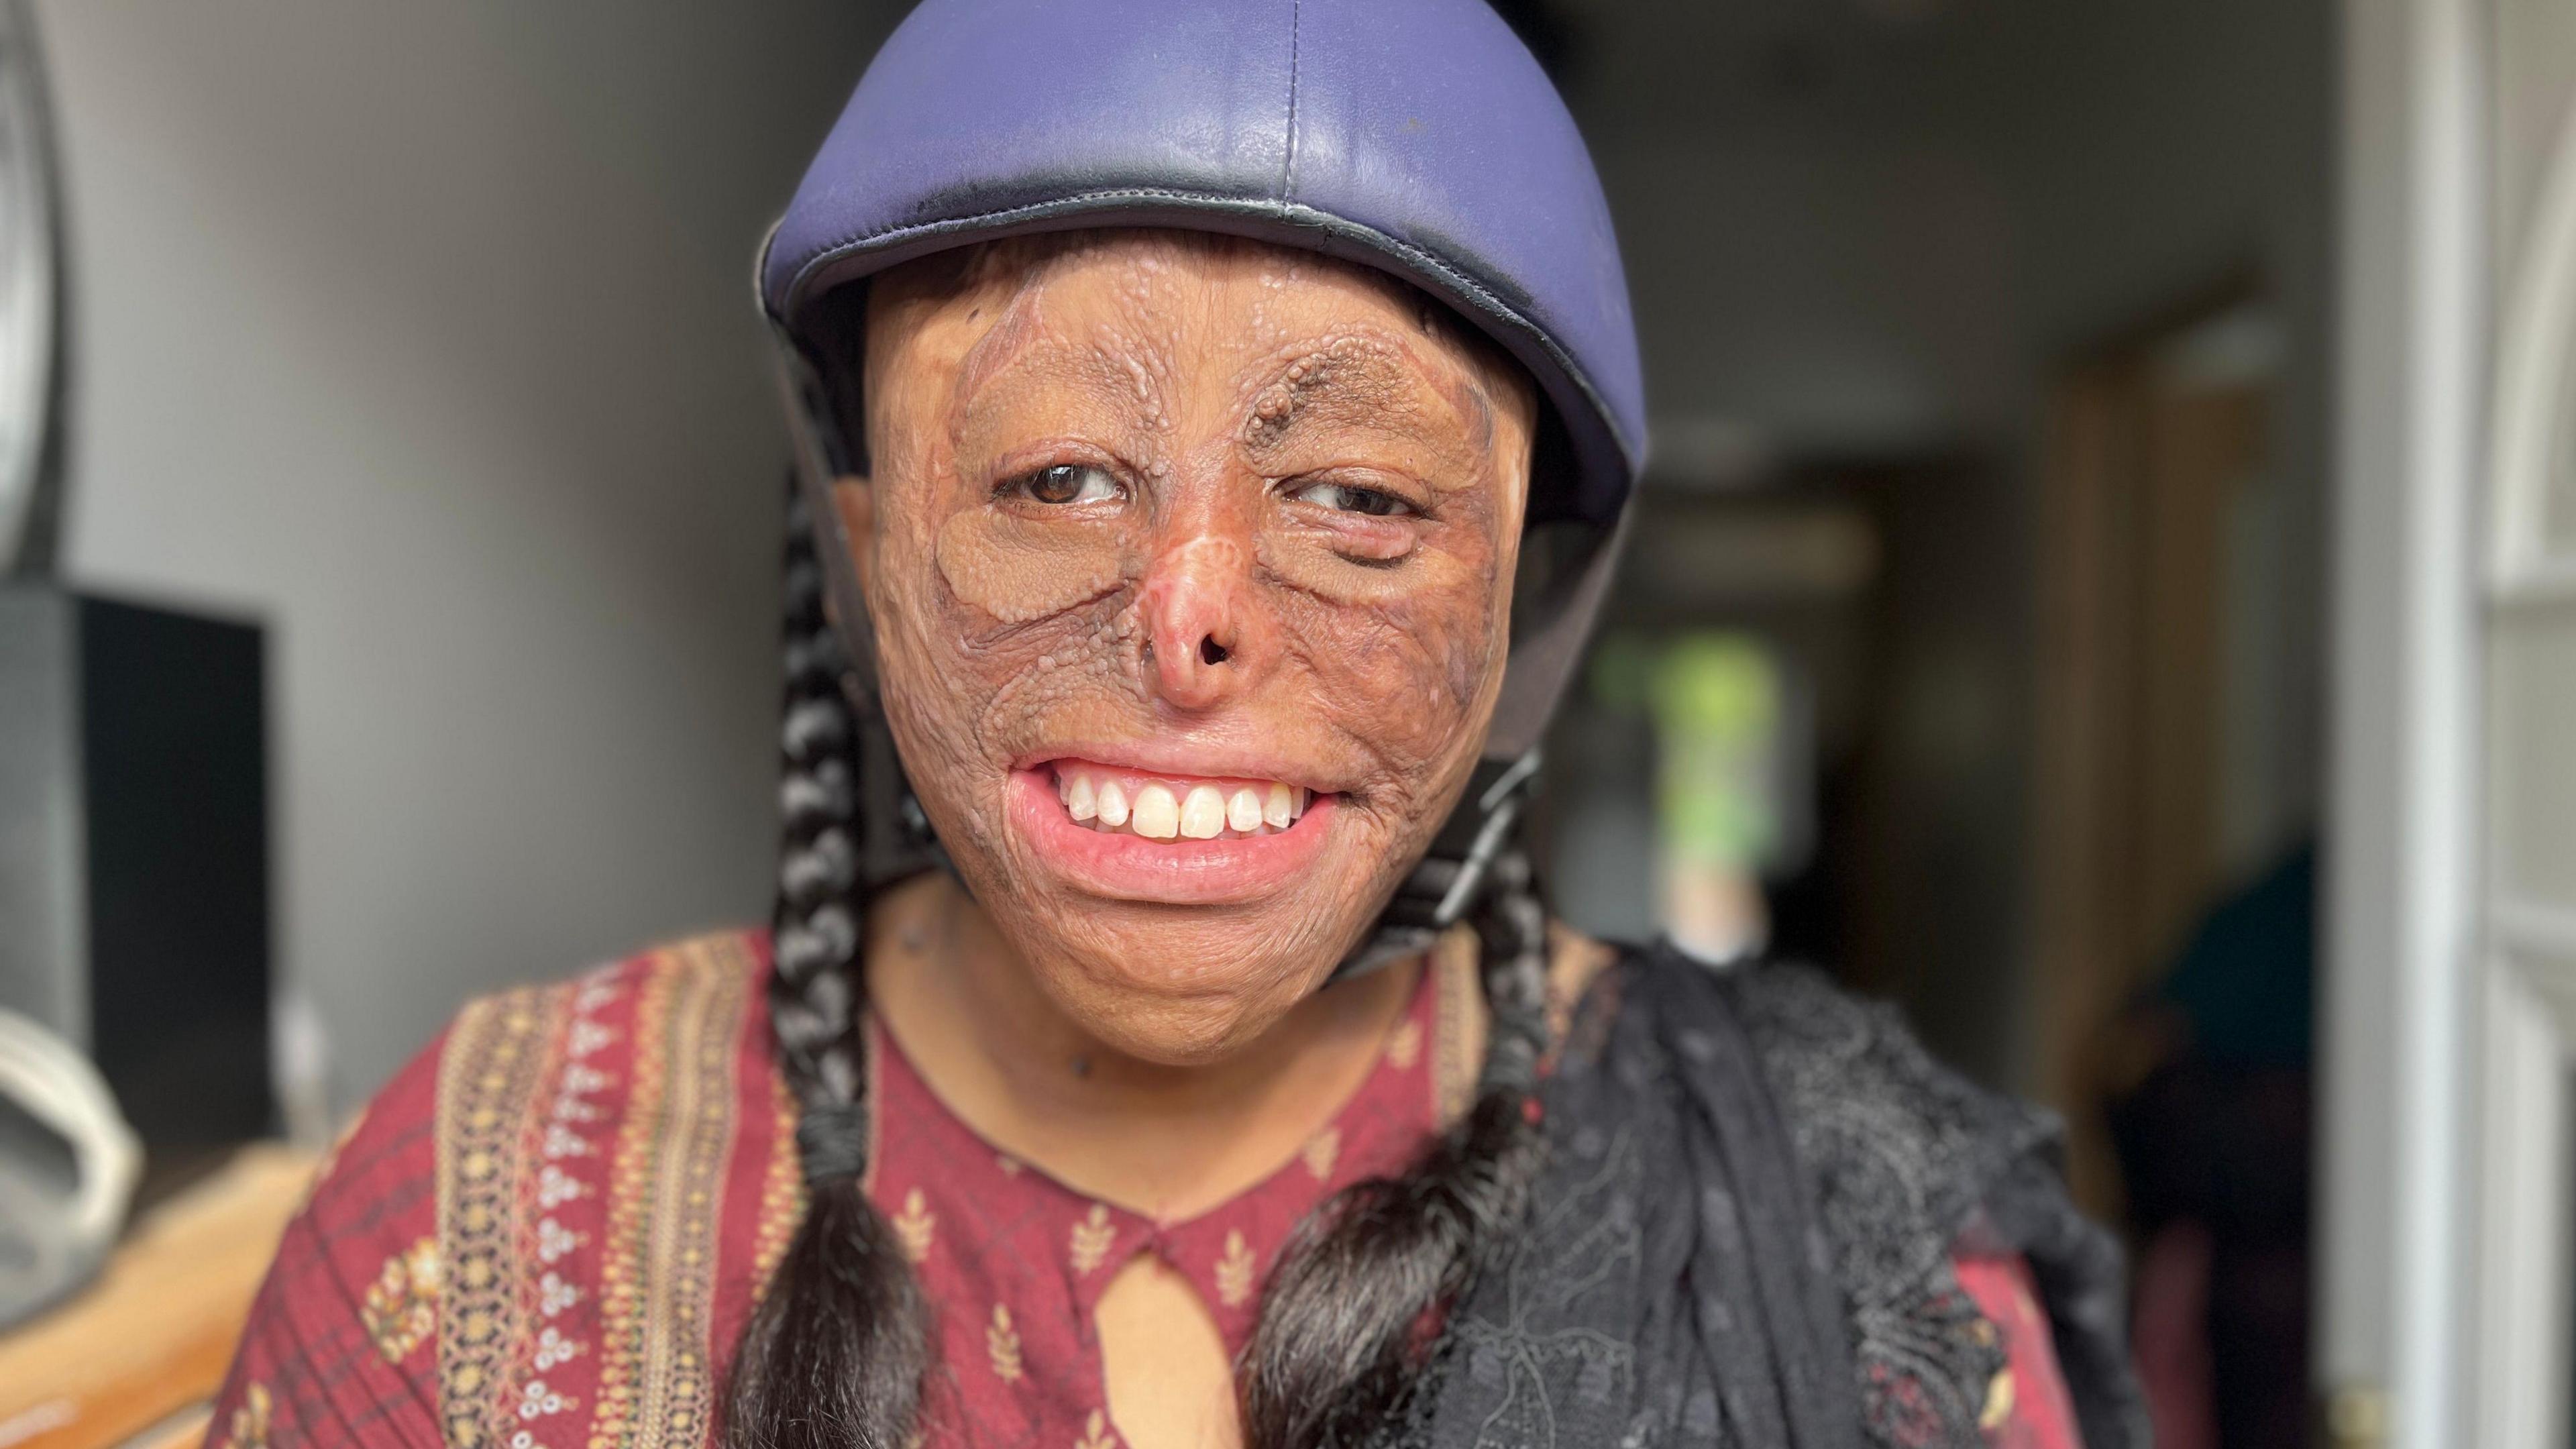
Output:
(2322, 0), (2487, 1444)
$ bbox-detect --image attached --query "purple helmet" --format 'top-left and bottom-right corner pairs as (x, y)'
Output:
(759, 0), (1644, 965)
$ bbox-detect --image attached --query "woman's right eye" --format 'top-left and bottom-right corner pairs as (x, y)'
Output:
(1007, 464), (1122, 505)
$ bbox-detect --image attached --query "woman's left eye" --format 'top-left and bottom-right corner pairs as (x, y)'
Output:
(1008, 464), (1122, 505)
(1287, 480), (1417, 517)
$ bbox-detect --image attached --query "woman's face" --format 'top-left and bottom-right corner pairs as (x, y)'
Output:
(837, 231), (1536, 1064)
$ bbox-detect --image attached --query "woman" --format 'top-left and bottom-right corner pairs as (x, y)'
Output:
(210, 2), (2144, 1446)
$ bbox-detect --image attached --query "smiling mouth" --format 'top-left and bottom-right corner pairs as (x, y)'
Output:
(1049, 761), (1316, 841)
(1008, 759), (1338, 905)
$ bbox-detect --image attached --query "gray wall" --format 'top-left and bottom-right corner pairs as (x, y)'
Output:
(1560, 0), (2330, 461)
(40, 0), (893, 1105)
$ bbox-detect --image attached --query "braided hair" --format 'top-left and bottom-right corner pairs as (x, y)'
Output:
(725, 484), (929, 1447)
(728, 284), (1560, 1449)
(1239, 845), (1552, 1449)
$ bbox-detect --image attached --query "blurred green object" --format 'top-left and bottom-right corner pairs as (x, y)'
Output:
(1650, 633), (1781, 872)
(1585, 630), (1659, 716)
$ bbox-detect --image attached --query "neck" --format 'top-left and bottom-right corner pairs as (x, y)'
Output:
(862, 873), (1419, 1222)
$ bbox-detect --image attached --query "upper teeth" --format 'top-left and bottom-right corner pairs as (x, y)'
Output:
(1055, 765), (1309, 841)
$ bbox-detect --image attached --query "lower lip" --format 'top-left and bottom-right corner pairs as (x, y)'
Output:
(1006, 767), (1339, 906)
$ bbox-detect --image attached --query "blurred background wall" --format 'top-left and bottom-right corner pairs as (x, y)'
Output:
(1534, 0), (2330, 1091)
(36, 0), (896, 1105)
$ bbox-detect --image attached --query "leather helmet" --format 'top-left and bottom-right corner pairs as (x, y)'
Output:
(759, 0), (1644, 971)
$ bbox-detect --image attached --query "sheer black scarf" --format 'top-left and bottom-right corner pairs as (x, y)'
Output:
(1397, 946), (2149, 1449)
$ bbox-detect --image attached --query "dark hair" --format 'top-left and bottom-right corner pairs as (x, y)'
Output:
(1238, 847), (1550, 1449)
(728, 267), (1556, 1448)
(726, 486), (928, 1447)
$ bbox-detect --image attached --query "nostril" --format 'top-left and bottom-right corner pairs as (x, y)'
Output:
(1199, 636), (1230, 666)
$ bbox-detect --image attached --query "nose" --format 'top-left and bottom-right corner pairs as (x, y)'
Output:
(1137, 530), (1267, 710)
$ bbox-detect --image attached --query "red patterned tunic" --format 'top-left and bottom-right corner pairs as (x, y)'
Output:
(205, 931), (2080, 1449)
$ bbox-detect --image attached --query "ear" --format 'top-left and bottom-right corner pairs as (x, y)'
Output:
(828, 474), (877, 607)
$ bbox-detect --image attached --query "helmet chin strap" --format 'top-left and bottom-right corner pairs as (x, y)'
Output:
(771, 323), (1628, 981)
(1325, 747), (1546, 981)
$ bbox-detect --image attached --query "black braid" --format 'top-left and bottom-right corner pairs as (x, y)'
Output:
(1239, 845), (1554, 1449)
(726, 482), (928, 1449)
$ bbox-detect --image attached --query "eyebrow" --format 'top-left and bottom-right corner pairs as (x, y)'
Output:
(954, 289), (1171, 414)
(949, 305), (1177, 448)
(1239, 337), (1497, 474)
(952, 285), (1050, 404)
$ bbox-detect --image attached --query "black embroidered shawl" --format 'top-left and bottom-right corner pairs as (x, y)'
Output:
(1404, 945), (2150, 1449)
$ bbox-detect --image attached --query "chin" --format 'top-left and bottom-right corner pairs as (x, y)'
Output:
(955, 754), (1406, 1063)
(1016, 908), (1360, 1067)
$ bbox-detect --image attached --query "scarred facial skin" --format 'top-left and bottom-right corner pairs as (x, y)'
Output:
(833, 230), (1536, 1066)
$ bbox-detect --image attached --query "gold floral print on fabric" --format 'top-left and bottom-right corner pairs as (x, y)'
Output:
(215, 1381), (272, 1449)
(433, 982), (567, 1449)
(1069, 1203), (1116, 1276)
(362, 1237), (442, 1363)
(751, 1074), (804, 1287)
(987, 1303), (1026, 1383)
(1076, 1408), (1120, 1449)
(1981, 1368), (2017, 1429)
(1214, 1230), (1257, 1309)
(892, 1188), (936, 1263)
(1300, 1126), (1341, 1181)
(1385, 1018), (1423, 1071)
(588, 964), (669, 1449)
(585, 937), (754, 1449)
